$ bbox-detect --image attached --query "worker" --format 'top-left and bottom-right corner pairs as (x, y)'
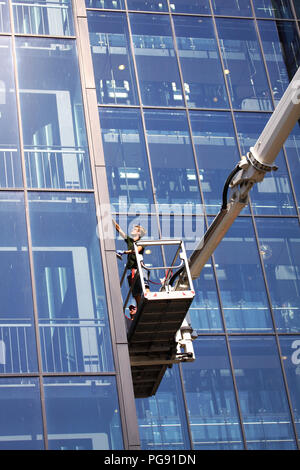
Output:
(112, 219), (150, 311)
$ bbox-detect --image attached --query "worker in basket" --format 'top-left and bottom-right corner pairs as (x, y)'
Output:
(112, 219), (150, 314)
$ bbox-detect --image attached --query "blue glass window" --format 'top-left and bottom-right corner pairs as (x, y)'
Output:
(44, 376), (123, 450)
(279, 336), (300, 443)
(144, 110), (201, 212)
(212, 0), (252, 17)
(99, 108), (154, 212)
(0, 193), (38, 373)
(136, 366), (190, 450)
(85, 0), (124, 8)
(230, 337), (296, 449)
(216, 18), (273, 111)
(127, 0), (168, 11)
(173, 16), (229, 109)
(284, 122), (300, 210)
(256, 218), (300, 333)
(212, 217), (273, 333)
(129, 13), (183, 107)
(0, 378), (44, 450)
(16, 37), (92, 190)
(293, 0), (300, 18)
(258, 21), (300, 101)
(235, 112), (296, 215)
(0, 37), (22, 188)
(13, 0), (74, 36)
(28, 193), (114, 373)
(0, 0), (10, 32)
(190, 111), (241, 214)
(169, 0), (210, 14)
(88, 11), (138, 105)
(253, 0), (293, 18)
(182, 337), (243, 450)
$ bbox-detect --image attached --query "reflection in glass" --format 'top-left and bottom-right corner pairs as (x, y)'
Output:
(235, 112), (296, 215)
(0, 193), (37, 373)
(28, 193), (114, 373)
(85, 0), (124, 8)
(182, 337), (243, 450)
(169, 0), (210, 14)
(173, 16), (228, 109)
(190, 111), (241, 214)
(0, 0), (10, 32)
(256, 218), (300, 332)
(212, 0), (252, 16)
(216, 18), (272, 111)
(230, 337), (296, 449)
(44, 376), (123, 450)
(136, 366), (190, 450)
(0, 37), (23, 188)
(284, 122), (300, 209)
(279, 336), (300, 442)
(88, 11), (138, 105)
(0, 378), (44, 450)
(293, 0), (300, 18)
(13, 0), (74, 36)
(16, 38), (92, 190)
(253, 0), (293, 18)
(258, 20), (300, 101)
(130, 14), (183, 107)
(212, 217), (272, 332)
(144, 110), (201, 212)
(127, 0), (168, 11)
(99, 108), (154, 212)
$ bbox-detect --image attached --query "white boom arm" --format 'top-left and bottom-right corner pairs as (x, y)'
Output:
(181, 67), (300, 285)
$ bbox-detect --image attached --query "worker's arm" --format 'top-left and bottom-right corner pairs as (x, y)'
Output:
(124, 245), (143, 255)
(112, 218), (127, 239)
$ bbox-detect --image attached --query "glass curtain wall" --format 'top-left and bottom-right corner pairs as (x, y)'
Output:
(86, 0), (300, 451)
(0, 0), (123, 450)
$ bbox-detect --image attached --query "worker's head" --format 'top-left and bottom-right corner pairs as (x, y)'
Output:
(131, 225), (146, 241)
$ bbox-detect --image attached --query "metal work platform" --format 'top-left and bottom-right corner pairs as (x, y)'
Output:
(119, 240), (196, 398)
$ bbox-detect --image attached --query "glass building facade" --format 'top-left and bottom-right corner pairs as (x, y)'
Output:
(0, 0), (299, 450)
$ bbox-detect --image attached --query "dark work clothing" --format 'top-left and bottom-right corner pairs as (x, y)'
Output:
(125, 236), (144, 269)
(124, 236), (148, 295)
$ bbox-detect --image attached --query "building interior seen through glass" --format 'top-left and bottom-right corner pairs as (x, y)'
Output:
(0, 0), (299, 451)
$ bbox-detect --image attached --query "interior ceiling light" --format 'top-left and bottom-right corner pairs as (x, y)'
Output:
(118, 64), (126, 70)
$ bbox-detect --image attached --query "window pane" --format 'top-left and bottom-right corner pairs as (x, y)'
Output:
(144, 110), (202, 212)
(190, 111), (242, 214)
(87, 11), (138, 105)
(0, 193), (38, 373)
(127, 0), (168, 11)
(258, 20), (300, 101)
(0, 37), (23, 188)
(293, 0), (300, 18)
(230, 337), (296, 449)
(279, 336), (300, 443)
(16, 38), (92, 190)
(136, 366), (190, 450)
(182, 337), (243, 450)
(256, 218), (300, 333)
(28, 193), (114, 373)
(284, 122), (300, 210)
(99, 108), (154, 212)
(130, 13), (183, 107)
(253, 0), (293, 18)
(0, 0), (10, 32)
(212, 0), (252, 16)
(212, 217), (273, 333)
(169, 0), (210, 14)
(173, 16), (228, 109)
(85, 0), (124, 8)
(216, 18), (273, 111)
(235, 112), (296, 215)
(44, 376), (123, 450)
(13, 0), (74, 36)
(0, 378), (44, 450)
